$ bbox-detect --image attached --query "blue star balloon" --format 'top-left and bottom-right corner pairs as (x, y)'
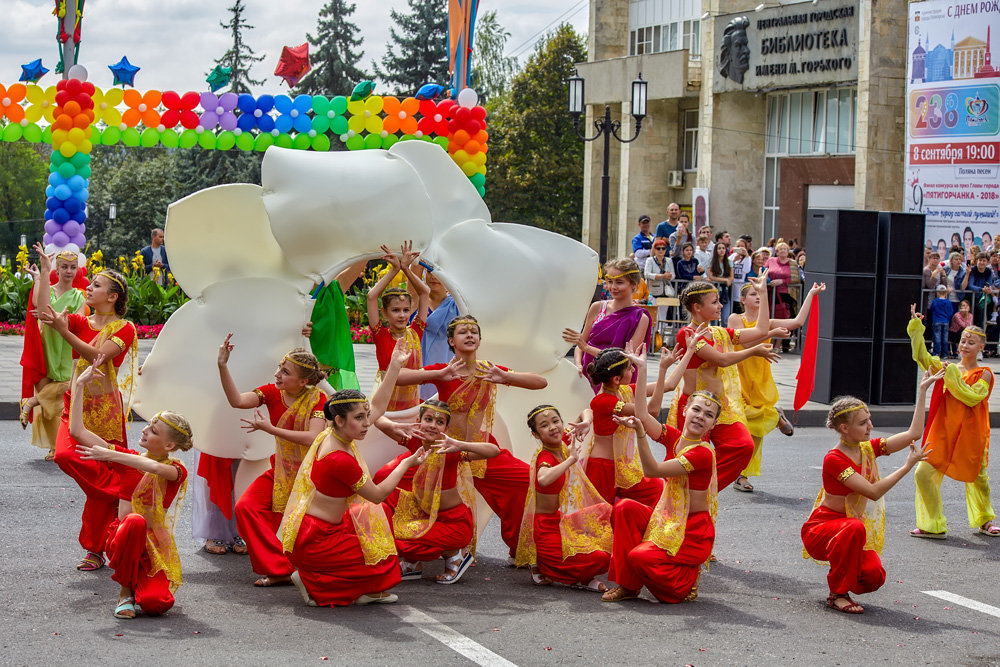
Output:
(109, 56), (140, 87)
(415, 83), (446, 100)
(19, 58), (49, 83)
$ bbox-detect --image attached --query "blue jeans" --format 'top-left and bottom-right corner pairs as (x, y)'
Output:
(932, 322), (949, 357)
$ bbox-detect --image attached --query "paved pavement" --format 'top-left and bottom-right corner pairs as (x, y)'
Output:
(2, 420), (998, 664)
(4, 335), (1000, 426)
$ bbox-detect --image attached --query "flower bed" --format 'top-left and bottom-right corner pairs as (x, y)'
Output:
(351, 325), (372, 344)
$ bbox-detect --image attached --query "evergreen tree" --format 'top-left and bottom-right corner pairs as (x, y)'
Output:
(375, 0), (449, 95)
(484, 25), (586, 239)
(215, 0), (265, 94)
(470, 10), (517, 103)
(296, 0), (367, 97)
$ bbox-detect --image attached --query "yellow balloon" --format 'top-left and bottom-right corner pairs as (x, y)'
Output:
(79, 139), (93, 154)
(347, 115), (366, 134)
(25, 84), (44, 105)
(364, 95), (384, 115)
(59, 142), (76, 158)
(67, 127), (85, 144)
(51, 129), (68, 146)
(454, 149), (470, 163)
(346, 99), (365, 116)
(476, 164), (487, 176)
(473, 151), (487, 167)
(365, 115), (383, 135)
(461, 160), (478, 177)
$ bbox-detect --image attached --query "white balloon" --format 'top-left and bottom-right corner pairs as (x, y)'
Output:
(67, 64), (88, 82)
(457, 87), (479, 108)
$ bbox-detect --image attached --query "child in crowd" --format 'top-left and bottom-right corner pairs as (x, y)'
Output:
(949, 300), (973, 358)
(674, 243), (702, 283)
(927, 285), (953, 358)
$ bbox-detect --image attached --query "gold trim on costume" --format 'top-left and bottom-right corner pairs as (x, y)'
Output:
(732, 329), (742, 345)
(837, 468), (855, 483)
(351, 473), (369, 493)
(154, 412), (191, 438)
(676, 455), (695, 473)
(253, 388), (265, 404)
(613, 400), (625, 415)
(109, 335), (126, 351)
(311, 410), (325, 419)
(694, 339), (708, 352)
(97, 271), (126, 292)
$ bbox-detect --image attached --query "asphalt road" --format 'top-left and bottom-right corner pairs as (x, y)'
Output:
(2, 421), (998, 666)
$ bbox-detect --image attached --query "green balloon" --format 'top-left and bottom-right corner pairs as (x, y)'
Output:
(311, 134), (331, 152)
(216, 131), (236, 150)
(330, 116), (349, 135)
(254, 134), (274, 152)
(70, 152), (90, 168)
(198, 131), (217, 150)
(179, 129), (199, 149)
(42, 126), (52, 143)
(2, 124), (22, 142)
(90, 126), (102, 142)
(79, 165), (92, 178)
(23, 123), (43, 143)
(291, 133), (310, 150)
(433, 136), (449, 150)
(469, 172), (486, 187)
(122, 128), (141, 147)
(382, 134), (398, 150)
(311, 116), (330, 134)
(274, 134), (293, 149)
(140, 128), (161, 148)
(58, 162), (76, 179)
(51, 152), (67, 166)
(236, 132), (255, 151)
(363, 134), (382, 150)
(160, 129), (179, 148)
(346, 134), (365, 151)
(311, 96), (330, 116)
(475, 185), (486, 197)
(330, 95), (348, 114)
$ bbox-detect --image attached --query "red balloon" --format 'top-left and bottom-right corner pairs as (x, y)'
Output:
(438, 99), (457, 115)
(66, 79), (81, 95)
(471, 106), (486, 121)
(181, 91), (200, 109)
(180, 111), (199, 129)
(55, 91), (70, 107)
(56, 79), (68, 92)
(465, 119), (482, 135)
(77, 95), (94, 111)
(447, 119), (460, 133)
(418, 98), (438, 118)
(81, 82), (95, 96)
(416, 116), (436, 136)
(161, 90), (181, 108)
(455, 107), (471, 123)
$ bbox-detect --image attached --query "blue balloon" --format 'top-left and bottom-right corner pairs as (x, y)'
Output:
(274, 114), (293, 134)
(67, 175), (85, 191)
(44, 209), (53, 221)
(64, 197), (81, 214)
(48, 172), (64, 186)
(53, 208), (70, 224)
(46, 196), (60, 210)
(258, 114), (275, 133)
(54, 184), (72, 200)
(78, 210), (88, 223)
(237, 93), (257, 114)
(45, 185), (55, 198)
(237, 113), (256, 132)
(257, 95), (275, 112)
(79, 189), (89, 202)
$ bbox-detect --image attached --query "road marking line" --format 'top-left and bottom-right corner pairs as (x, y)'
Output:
(923, 590), (1000, 618)
(387, 605), (518, 667)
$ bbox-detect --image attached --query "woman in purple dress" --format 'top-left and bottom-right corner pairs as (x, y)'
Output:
(563, 258), (653, 393)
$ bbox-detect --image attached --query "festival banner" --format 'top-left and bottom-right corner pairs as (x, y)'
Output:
(905, 0), (1000, 258)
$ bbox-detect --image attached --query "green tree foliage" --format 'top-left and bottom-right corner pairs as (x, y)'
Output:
(0, 143), (49, 259)
(471, 10), (517, 103)
(173, 146), (261, 195)
(215, 0), (265, 94)
(484, 24), (586, 240)
(376, 0), (449, 95)
(296, 0), (367, 97)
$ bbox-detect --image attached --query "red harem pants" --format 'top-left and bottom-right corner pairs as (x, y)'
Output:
(801, 505), (886, 596)
(585, 456), (664, 508)
(675, 393), (754, 488)
(472, 448), (529, 558)
(374, 452), (415, 517)
(533, 511), (610, 585)
(396, 503), (474, 562)
(54, 415), (122, 554)
(286, 513), (401, 607)
(235, 467), (294, 577)
(610, 499), (714, 603)
(105, 514), (175, 615)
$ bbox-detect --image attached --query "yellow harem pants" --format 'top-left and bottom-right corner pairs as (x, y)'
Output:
(914, 455), (995, 533)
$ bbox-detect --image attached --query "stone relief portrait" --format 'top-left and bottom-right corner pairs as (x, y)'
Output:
(720, 16), (751, 84)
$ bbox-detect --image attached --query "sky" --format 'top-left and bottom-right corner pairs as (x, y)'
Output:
(2, 0), (589, 94)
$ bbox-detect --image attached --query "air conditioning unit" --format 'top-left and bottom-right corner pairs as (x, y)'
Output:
(667, 171), (684, 187)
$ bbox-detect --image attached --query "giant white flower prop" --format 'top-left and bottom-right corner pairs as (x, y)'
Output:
(133, 142), (598, 486)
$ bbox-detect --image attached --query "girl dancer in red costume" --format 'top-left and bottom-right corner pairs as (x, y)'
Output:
(34, 248), (137, 573)
(218, 335), (327, 587)
(394, 315), (547, 562)
(70, 357), (192, 618)
(667, 277), (779, 489)
(280, 389), (428, 607)
(515, 405), (611, 592)
(801, 374), (938, 614)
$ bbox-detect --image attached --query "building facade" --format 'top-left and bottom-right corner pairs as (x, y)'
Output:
(578, 0), (908, 254)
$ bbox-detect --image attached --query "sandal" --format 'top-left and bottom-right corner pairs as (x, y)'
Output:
(203, 539), (228, 555)
(910, 528), (947, 540)
(530, 566), (552, 586)
(733, 476), (754, 493)
(18, 399), (32, 429)
(290, 571), (317, 607)
(399, 559), (423, 581)
(979, 522), (1000, 536)
(684, 584), (698, 602)
(231, 536), (248, 555)
(776, 408), (794, 436)
(253, 575), (292, 587)
(436, 551), (474, 585)
(77, 551), (104, 571)
(354, 592), (398, 605)
(826, 594), (864, 614)
(601, 585), (639, 602)
(44, 450), (56, 462)
(571, 578), (607, 593)
(113, 597), (136, 619)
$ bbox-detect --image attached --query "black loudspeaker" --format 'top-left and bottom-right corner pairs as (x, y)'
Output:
(870, 340), (919, 405)
(806, 209), (880, 274)
(806, 271), (877, 339)
(877, 212), (926, 277)
(813, 338), (873, 404)
(874, 276), (923, 340)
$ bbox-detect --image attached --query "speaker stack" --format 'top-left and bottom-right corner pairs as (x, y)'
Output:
(805, 209), (926, 405)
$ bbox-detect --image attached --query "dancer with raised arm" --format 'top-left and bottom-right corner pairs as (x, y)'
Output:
(801, 373), (939, 614)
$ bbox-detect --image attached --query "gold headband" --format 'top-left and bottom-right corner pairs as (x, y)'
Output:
(833, 404), (866, 419)
(690, 392), (723, 409)
(740, 282), (755, 295)
(420, 403), (452, 416)
(965, 328), (987, 338)
(450, 318), (479, 328)
(326, 397), (368, 406)
(383, 286), (408, 295)
(154, 412), (191, 438)
(609, 269), (639, 277)
(685, 286), (718, 297)
(527, 406), (558, 423)
(56, 251), (78, 262)
(608, 357), (630, 370)
(283, 354), (317, 370)
(97, 271), (126, 292)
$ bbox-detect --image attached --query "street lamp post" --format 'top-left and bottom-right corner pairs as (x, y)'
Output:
(99, 203), (117, 249)
(568, 72), (648, 263)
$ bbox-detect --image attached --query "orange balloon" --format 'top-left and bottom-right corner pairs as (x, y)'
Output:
(401, 97), (420, 115)
(73, 113), (92, 129)
(474, 129), (488, 143)
(383, 115), (400, 133)
(464, 140), (480, 154)
(399, 116), (418, 135)
(453, 129), (470, 145)
(481, 143), (488, 154)
(382, 96), (400, 115)
(53, 114), (73, 131)
(63, 100), (81, 116)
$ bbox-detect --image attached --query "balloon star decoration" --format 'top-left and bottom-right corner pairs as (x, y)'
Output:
(19, 59), (49, 83)
(205, 65), (233, 93)
(415, 83), (446, 101)
(350, 80), (374, 102)
(133, 141), (598, 526)
(108, 56), (139, 87)
(274, 43), (311, 88)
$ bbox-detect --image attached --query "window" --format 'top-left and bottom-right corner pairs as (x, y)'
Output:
(683, 109), (698, 171)
(630, 26), (656, 55)
(627, 0), (701, 57)
(765, 87), (857, 157)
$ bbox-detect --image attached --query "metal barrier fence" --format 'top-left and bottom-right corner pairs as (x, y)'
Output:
(918, 285), (998, 356)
